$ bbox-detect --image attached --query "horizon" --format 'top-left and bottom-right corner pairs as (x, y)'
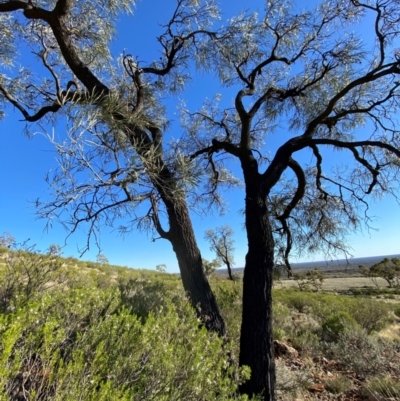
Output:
(216, 253), (400, 271)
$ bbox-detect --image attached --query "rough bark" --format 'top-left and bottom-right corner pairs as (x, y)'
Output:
(165, 197), (226, 336)
(239, 181), (276, 401)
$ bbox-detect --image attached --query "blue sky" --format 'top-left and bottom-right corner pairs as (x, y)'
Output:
(0, 0), (399, 272)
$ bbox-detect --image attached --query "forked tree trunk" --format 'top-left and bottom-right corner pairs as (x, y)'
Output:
(239, 186), (276, 400)
(165, 197), (226, 336)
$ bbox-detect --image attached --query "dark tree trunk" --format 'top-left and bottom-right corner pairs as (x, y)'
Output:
(239, 183), (276, 400)
(165, 198), (226, 336)
(226, 261), (234, 281)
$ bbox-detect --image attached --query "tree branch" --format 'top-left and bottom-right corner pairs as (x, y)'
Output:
(276, 158), (306, 276)
(150, 194), (170, 240)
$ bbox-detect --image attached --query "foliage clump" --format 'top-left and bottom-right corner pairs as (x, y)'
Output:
(360, 258), (400, 288)
(321, 311), (360, 341)
(0, 239), (249, 401)
(0, 290), (250, 401)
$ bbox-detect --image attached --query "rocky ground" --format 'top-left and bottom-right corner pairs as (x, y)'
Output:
(274, 339), (400, 401)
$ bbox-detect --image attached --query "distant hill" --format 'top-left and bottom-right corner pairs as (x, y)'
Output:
(216, 254), (400, 276)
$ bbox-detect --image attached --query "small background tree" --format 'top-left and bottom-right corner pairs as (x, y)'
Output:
(96, 253), (109, 265)
(156, 264), (167, 274)
(205, 225), (236, 281)
(360, 258), (400, 288)
(293, 268), (325, 292)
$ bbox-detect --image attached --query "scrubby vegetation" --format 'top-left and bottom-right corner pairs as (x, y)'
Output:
(1, 240), (399, 400)
(360, 257), (400, 289)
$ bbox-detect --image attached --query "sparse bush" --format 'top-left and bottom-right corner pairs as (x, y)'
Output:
(275, 361), (312, 400)
(203, 258), (221, 279)
(96, 253), (109, 265)
(324, 374), (353, 394)
(0, 232), (15, 248)
(347, 298), (391, 334)
(273, 264), (287, 283)
(363, 375), (400, 399)
(329, 328), (398, 377)
(293, 269), (324, 292)
(0, 243), (65, 312)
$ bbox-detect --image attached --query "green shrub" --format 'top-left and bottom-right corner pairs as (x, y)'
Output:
(213, 283), (243, 346)
(118, 278), (168, 321)
(322, 311), (360, 341)
(0, 245), (65, 313)
(0, 246), (8, 255)
(347, 298), (391, 334)
(0, 288), (250, 401)
(284, 291), (316, 313)
(272, 302), (291, 336)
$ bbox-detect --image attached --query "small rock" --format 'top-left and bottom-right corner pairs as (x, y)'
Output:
(274, 340), (299, 358)
(308, 383), (325, 393)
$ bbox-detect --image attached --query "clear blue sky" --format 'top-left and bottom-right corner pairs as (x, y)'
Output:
(0, 0), (399, 272)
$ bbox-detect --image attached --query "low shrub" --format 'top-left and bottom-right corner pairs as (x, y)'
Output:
(293, 269), (324, 292)
(324, 374), (353, 394)
(0, 245), (65, 313)
(328, 328), (398, 377)
(272, 302), (291, 333)
(347, 298), (391, 334)
(321, 311), (360, 341)
(0, 288), (250, 401)
(283, 291), (316, 313)
(275, 361), (312, 400)
(290, 331), (322, 357)
(118, 278), (168, 321)
(363, 375), (400, 399)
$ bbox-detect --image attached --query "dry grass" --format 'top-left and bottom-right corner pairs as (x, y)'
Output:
(379, 323), (400, 342)
(277, 276), (390, 292)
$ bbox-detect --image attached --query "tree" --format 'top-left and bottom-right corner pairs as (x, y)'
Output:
(96, 253), (109, 265)
(0, 0), (226, 336)
(180, 1), (400, 399)
(155, 263), (167, 273)
(293, 268), (325, 292)
(205, 225), (236, 280)
(361, 258), (400, 288)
